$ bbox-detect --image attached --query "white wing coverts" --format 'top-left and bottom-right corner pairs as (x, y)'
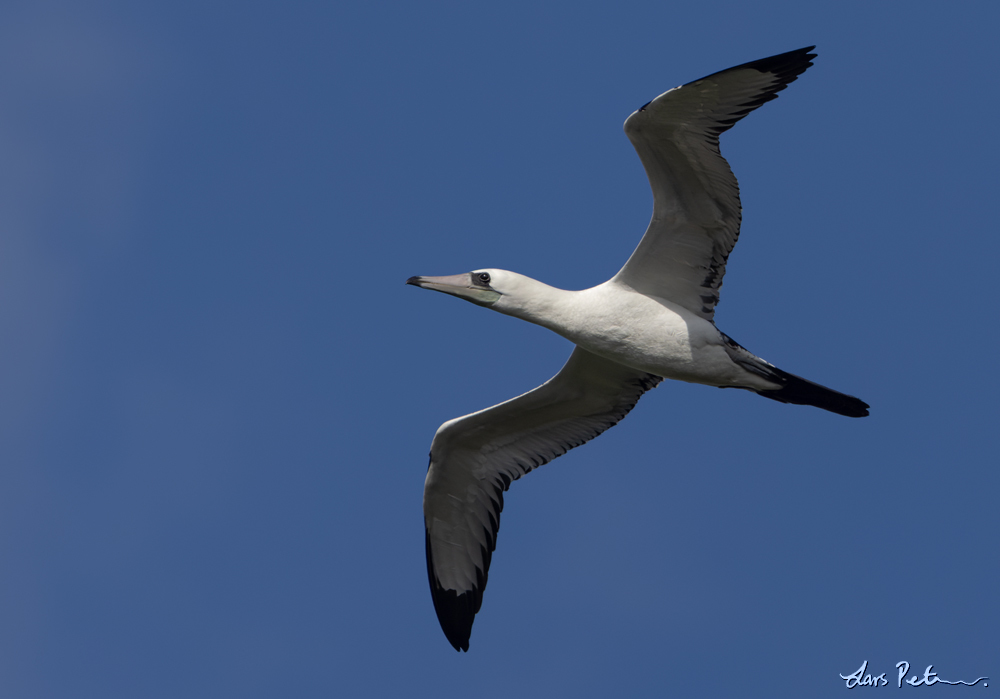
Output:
(423, 348), (661, 651)
(614, 47), (815, 319)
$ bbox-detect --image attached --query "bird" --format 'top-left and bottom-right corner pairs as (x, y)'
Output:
(407, 46), (868, 652)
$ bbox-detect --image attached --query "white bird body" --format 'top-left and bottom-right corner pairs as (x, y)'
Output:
(408, 47), (869, 652)
(488, 272), (778, 389)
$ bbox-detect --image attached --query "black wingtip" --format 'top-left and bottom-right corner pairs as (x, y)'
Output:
(738, 45), (816, 82)
(689, 46), (817, 86)
(432, 589), (474, 652)
(670, 46), (819, 139)
(425, 528), (477, 652)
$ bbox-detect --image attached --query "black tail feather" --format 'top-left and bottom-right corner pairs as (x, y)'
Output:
(718, 332), (869, 418)
(754, 366), (869, 418)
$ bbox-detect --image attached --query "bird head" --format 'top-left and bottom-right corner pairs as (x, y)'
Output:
(406, 269), (508, 307)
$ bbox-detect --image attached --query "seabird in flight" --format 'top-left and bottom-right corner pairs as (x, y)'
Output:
(408, 46), (868, 652)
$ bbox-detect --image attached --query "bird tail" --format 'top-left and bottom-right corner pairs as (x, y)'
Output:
(752, 365), (869, 417)
(719, 333), (869, 418)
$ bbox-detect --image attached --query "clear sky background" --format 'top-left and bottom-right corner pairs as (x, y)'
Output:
(1, 1), (997, 697)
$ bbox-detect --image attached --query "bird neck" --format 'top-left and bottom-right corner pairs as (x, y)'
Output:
(495, 279), (579, 333)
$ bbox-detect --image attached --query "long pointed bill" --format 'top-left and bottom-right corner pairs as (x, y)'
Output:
(406, 274), (501, 307)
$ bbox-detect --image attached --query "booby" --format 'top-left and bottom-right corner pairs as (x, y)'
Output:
(408, 46), (868, 652)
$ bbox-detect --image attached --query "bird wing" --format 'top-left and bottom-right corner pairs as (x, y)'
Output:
(612, 46), (816, 320)
(423, 346), (661, 651)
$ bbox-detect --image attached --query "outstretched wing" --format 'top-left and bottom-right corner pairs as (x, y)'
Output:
(423, 347), (661, 651)
(613, 46), (816, 320)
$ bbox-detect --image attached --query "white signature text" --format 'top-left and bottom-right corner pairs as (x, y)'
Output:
(840, 660), (988, 688)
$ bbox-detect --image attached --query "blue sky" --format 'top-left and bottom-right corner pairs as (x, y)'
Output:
(1, 1), (997, 697)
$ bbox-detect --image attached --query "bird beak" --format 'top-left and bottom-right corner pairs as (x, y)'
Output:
(406, 274), (501, 307)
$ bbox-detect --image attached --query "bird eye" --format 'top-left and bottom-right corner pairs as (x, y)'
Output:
(478, 272), (491, 284)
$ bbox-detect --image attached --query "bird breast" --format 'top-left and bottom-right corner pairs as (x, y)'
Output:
(549, 285), (747, 387)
